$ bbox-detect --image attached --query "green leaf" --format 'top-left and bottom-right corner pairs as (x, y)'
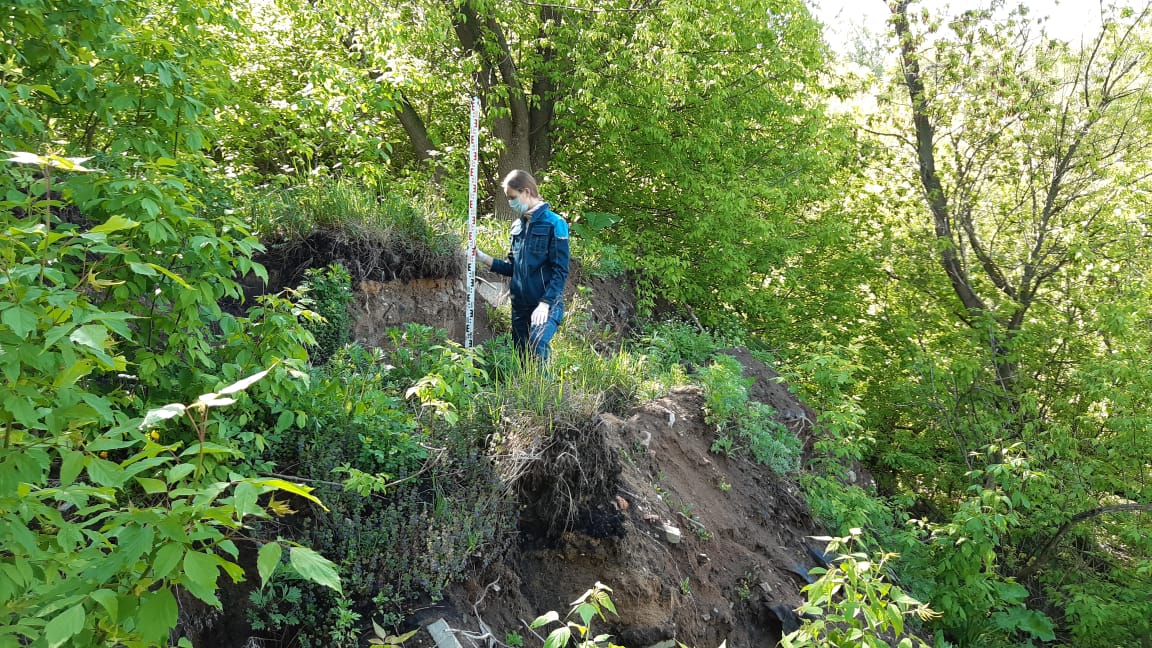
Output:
(89, 589), (118, 621)
(58, 449), (85, 487)
(530, 610), (560, 628)
(1, 307), (38, 339)
(576, 602), (597, 626)
(152, 543), (184, 580)
(128, 262), (158, 277)
(183, 550), (220, 590)
(136, 588), (178, 643)
(167, 463), (195, 483)
(257, 542), (282, 588)
(70, 325), (109, 351)
(250, 477), (326, 510)
(233, 481), (260, 519)
(87, 457), (126, 487)
(90, 215), (140, 235)
(542, 626), (571, 648)
(288, 546), (342, 594)
(136, 477), (167, 494)
(144, 263), (191, 289)
(45, 603), (85, 648)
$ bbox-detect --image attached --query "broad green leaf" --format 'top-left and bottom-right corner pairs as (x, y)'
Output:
(288, 546), (341, 594)
(145, 263), (191, 289)
(251, 477), (326, 510)
(58, 449), (84, 487)
(152, 543), (184, 580)
(89, 589), (118, 620)
(90, 215), (140, 235)
(576, 602), (597, 626)
(542, 626), (571, 648)
(182, 551), (220, 589)
(1, 307), (37, 339)
(136, 588), (178, 643)
(127, 262), (158, 276)
(179, 442), (241, 457)
(87, 458), (126, 487)
(232, 481), (260, 519)
(136, 477), (168, 494)
(257, 542), (282, 588)
(530, 610), (560, 628)
(45, 603), (85, 648)
(70, 325), (108, 351)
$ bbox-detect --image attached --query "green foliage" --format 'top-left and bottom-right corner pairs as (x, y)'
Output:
(801, 475), (912, 552)
(895, 445), (1056, 646)
(530, 582), (623, 648)
(0, 368), (341, 647)
(742, 405), (803, 476)
(698, 356), (802, 475)
(255, 333), (511, 645)
(0, 1), (337, 634)
(781, 529), (939, 648)
(699, 355), (752, 429)
(636, 320), (736, 372)
(300, 264), (354, 365)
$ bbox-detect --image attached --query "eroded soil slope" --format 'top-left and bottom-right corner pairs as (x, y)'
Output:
(408, 356), (829, 648)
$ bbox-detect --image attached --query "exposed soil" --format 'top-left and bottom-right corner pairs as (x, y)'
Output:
(414, 364), (828, 648)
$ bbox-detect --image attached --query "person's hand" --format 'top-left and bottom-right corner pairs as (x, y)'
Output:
(475, 249), (493, 267)
(531, 302), (550, 327)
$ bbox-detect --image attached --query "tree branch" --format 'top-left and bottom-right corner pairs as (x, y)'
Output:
(1018, 503), (1152, 581)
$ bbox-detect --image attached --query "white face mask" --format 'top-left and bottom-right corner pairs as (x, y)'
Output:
(508, 196), (531, 214)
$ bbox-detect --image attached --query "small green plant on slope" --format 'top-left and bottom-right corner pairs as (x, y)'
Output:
(780, 529), (939, 648)
(299, 263), (354, 365)
(530, 582), (623, 648)
(699, 355), (802, 475)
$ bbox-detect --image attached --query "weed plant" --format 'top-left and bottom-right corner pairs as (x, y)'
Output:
(251, 330), (513, 646)
(700, 355), (803, 476)
(299, 263), (354, 364)
(635, 319), (738, 372)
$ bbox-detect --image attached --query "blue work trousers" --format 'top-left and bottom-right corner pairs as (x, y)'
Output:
(511, 302), (564, 362)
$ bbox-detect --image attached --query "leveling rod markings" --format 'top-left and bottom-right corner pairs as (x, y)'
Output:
(465, 96), (480, 349)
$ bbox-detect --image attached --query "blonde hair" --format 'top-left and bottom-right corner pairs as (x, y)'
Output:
(501, 169), (541, 198)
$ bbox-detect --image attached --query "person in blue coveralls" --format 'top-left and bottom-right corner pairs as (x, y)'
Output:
(476, 170), (570, 362)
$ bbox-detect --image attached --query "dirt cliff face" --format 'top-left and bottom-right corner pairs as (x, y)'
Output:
(414, 365), (827, 648)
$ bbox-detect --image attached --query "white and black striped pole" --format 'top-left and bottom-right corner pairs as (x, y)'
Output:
(464, 96), (480, 349)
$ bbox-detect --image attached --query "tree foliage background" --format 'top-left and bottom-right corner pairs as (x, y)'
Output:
(2, 0), (1151, 645)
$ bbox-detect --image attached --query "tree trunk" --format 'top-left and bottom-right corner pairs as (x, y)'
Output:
(891, 0), (1017, 394)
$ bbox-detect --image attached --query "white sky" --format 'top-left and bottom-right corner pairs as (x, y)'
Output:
(808, 0), (1130, 53)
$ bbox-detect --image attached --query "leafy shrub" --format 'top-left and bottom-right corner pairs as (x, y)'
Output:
(742, 404), (803, 475)
(254, 334), (512, 645)
(299, 264), (354, 365)
(781, 530), (939, 648)
(636, 319), (736, 371)
(699, 355), (752, 428)
(698, 356), (802, 475)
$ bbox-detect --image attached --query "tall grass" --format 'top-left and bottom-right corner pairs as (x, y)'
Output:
(244, 177), (459, 258)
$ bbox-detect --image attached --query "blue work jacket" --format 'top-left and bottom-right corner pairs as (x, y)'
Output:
(491, 203), (570, 310)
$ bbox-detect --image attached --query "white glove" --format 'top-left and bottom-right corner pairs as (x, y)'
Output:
(531, 302), (550, 327)
(475, 249), (493, 267)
